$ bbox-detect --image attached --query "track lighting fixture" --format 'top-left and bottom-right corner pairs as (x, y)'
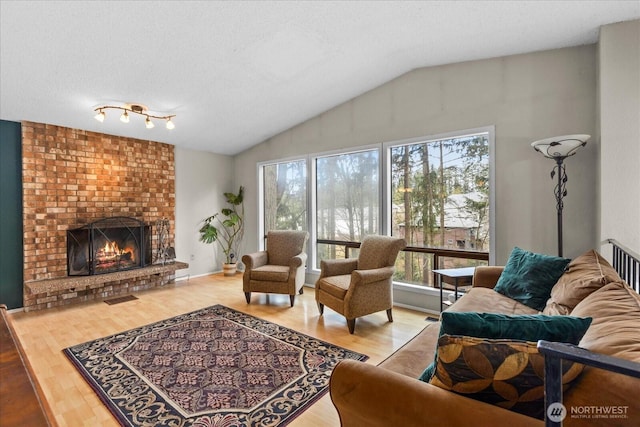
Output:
(93, 103), (176, 130)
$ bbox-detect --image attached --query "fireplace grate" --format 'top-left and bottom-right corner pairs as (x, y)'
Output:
(67, 216), (152, 276)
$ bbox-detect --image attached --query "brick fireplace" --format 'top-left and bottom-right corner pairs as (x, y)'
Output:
(21, 122), (183, 311)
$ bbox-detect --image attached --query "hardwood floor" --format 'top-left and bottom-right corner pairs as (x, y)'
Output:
(8, 273), (430, 426)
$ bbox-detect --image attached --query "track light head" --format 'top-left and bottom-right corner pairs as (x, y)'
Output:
(166, 118), (175, 130)
(120, 110), (130, 123)
(94, 109), (105, 122)
(145, 116), (155, 129)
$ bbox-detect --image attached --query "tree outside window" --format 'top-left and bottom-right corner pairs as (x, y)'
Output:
(390, 133), (490, 285)
(315, 150), (379, 267)
(262, 160), (307, 233)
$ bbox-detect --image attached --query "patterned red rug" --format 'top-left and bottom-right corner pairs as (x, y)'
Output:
(63, 305), (367, 426)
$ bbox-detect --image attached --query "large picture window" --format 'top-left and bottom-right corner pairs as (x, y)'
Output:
(388, 132), (490, 285)
(261, 160), (307, 234)
(315, 149), (379, 267)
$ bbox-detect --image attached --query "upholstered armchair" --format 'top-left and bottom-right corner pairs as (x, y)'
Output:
(242, 230), (309, 307)
(315, 235), (406, 334)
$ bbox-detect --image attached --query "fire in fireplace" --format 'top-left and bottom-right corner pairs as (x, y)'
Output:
(67, 217), (152, 276)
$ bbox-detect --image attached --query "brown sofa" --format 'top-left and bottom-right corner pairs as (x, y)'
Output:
(330, 250), (640, 426)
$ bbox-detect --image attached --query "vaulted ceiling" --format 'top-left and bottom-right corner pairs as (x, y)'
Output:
(1, 1), (638, 155)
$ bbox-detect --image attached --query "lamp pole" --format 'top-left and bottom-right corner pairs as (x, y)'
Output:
(552, 157), (568, 257)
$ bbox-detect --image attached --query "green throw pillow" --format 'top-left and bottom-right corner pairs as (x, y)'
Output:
(418, 312), (592, 382)
(494, 247), (571, 311)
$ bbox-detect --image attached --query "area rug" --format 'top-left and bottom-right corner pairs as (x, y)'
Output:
(63, 305), (368, 426)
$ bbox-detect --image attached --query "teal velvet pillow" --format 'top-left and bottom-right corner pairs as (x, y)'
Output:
(418, 312), (592, 382)
(494, 247), (571, 311)
(439, 311), (592, 343)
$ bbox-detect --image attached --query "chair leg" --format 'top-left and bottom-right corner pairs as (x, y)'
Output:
(347, 318), (356, 334)
(299, 287), (304, 295)
(244, 292), (251, 304)
(289, 295), (295, 307)
(317, 302), (324, 315)
(387, 308), (393, 322)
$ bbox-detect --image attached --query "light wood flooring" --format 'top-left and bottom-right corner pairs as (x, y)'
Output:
(8, 273), (430, 426)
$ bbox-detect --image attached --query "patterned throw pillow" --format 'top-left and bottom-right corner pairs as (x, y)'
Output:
(429, 335), (585, 419)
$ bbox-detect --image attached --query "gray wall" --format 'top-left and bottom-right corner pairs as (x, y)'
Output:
(599, 20), (640, 253)
(234, 45), (598, 265)
(175, 148), (235, 277)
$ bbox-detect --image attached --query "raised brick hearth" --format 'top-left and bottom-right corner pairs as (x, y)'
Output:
(21, 122), (183, 310)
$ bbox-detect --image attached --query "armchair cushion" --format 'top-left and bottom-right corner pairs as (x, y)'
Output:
(250, 265), (290, 282)
(494, 247), (570, 311)
(317, 274), (351, 299)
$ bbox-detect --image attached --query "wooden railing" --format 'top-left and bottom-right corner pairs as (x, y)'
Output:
(316, 238), (489, 286)
(316, 238), (489, 263)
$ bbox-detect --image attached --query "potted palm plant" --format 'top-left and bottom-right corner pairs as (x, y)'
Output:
(198, 186), (244, 276)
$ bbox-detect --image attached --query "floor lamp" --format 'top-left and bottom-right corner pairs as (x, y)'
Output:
(531, 134), (590, 257)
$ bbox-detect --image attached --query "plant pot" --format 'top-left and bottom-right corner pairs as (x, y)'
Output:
(223, 263), (237, 276)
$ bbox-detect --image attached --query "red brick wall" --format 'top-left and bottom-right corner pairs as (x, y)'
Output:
(21, 122), (176, 282)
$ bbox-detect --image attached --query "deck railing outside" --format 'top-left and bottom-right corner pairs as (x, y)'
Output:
(315, 238), (489, 287)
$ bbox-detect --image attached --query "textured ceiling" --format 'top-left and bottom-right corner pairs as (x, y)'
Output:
(1, 1), (638, 155)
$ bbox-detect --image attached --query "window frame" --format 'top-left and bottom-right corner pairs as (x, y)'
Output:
(256, 126), (495, 276)
(256, 155), (309, 250)
(382, 125), (495, 266)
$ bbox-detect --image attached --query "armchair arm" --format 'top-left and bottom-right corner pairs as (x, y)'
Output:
(330, 360), (542, 427)
(320, 258), (358, 278)
(473, 265), (504, 289)
(289, 252), (307, 269)
(242, 251), (268, 270)
(351, 267), (394, 285)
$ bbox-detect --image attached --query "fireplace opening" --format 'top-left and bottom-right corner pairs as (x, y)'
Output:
(67, 217), (152, 276)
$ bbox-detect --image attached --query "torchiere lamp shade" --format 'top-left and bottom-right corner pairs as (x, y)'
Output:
(531, 134), (590, 159)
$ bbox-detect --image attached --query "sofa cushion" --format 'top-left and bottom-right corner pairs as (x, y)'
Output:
(429, 335), (584, 419)
(448, 288), (542, 316)
(542, 249), (622, 315)
(418, 312), (592, 382)
(562, 282), (640, 423)
(494, 247), (570, 311)
(570, 281), (640, 358)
